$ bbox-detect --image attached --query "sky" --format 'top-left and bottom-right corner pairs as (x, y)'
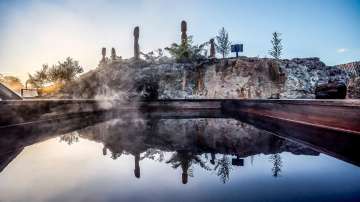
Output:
(0, 0), (359, 82)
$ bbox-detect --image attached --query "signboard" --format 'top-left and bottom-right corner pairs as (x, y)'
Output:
(231, 44), (243, 57)
(231, 44), (243, 53)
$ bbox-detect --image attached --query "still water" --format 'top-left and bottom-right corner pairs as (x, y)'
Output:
(0, 115), (360, 202)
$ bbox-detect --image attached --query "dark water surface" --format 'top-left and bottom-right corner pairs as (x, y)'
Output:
(0, 114), (360, 202)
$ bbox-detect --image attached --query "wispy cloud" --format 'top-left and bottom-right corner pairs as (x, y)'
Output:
(337, 48), (348, 53)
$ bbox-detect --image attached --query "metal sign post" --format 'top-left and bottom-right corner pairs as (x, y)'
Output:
(231, 44), (243, 57)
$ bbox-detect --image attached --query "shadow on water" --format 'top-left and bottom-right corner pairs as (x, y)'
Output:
(0, 110), (359, 183)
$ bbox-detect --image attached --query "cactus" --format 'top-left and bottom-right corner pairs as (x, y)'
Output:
(209, 38), (215, 58)
(134, 26), (140, 59)
(101, 47), (106, 62)
(181, 20), (187, 46)
(111, 47), (116, 60)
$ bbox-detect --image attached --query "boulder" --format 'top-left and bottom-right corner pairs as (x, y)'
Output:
(315, 82), (347, 99)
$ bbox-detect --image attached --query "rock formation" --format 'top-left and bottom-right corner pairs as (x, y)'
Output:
(337, 61), (360, 78)
(347, 77), (360, 98)
(59, 57), (349, 100)
(337, 61), (360, 98)
(315, 82), (347, 99)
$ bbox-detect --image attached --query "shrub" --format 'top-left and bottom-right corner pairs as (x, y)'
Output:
(165, 36), (208, 63)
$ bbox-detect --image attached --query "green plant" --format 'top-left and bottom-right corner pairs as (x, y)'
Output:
(29, 57), (83, 87)
(269, 32), (283, 60)
(28, 64), (49, 88)
(215, 27), (231, 58)
(165, 36), (208, 62)
(48, 57), (83, 83)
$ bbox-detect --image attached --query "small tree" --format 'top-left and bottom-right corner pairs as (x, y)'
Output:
(28, 64), (50, 88)
(215, 27), (231, 58)
(28, 57), (83, 95)
(269, 32), (283, 60)
(214, 155), (232, 184)
(48, 57), (83, 83)
(269, 153), (282, 177)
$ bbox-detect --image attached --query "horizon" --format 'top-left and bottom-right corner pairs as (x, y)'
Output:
(0, 0), (359, 82)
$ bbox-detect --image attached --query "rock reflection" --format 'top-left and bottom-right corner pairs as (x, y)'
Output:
(74, 118), (318, 184)
(0, 117), (319, 184)
(3, 112), (360, 186)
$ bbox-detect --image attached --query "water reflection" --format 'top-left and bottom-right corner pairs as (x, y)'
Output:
(0, 116), (320, 184)
(50, 118), (318, 184)
(167, 151), (211, 184)
(214, 155), (232, 183)
(59, 132), (79, 145)
(269, 153), (282, 177)
(1, 114), (360, 201)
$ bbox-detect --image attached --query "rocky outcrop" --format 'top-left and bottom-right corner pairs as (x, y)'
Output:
(315, 82), (347, 99)
(337, 61), (360, 78)
(337, 61), (360, 98)
(60, 57), (349, 100)
(348, 77), (360, 98)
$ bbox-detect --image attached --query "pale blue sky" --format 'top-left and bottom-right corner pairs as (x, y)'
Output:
(0, 0), (359, 81)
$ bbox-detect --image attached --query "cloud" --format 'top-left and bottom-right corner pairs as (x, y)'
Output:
(337, 48), (348, 53)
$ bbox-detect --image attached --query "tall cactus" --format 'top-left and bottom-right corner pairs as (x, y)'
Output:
(111, 47), (117, 60)
(134, 26), (140, 59)
(101, 47), (106, 62)
(209, 38), (215, 58)
(181, 20), (187, 46)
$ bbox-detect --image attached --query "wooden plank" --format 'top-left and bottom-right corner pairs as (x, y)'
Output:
(222, 99), (360, 133)
(0, 83), (22, 100)
(0, 99), (224, 127)
(1, 99), (359, 133)
(224, 108), (360, 166)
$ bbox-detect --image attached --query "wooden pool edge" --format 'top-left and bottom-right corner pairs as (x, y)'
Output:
(1, 99), (359, 134)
